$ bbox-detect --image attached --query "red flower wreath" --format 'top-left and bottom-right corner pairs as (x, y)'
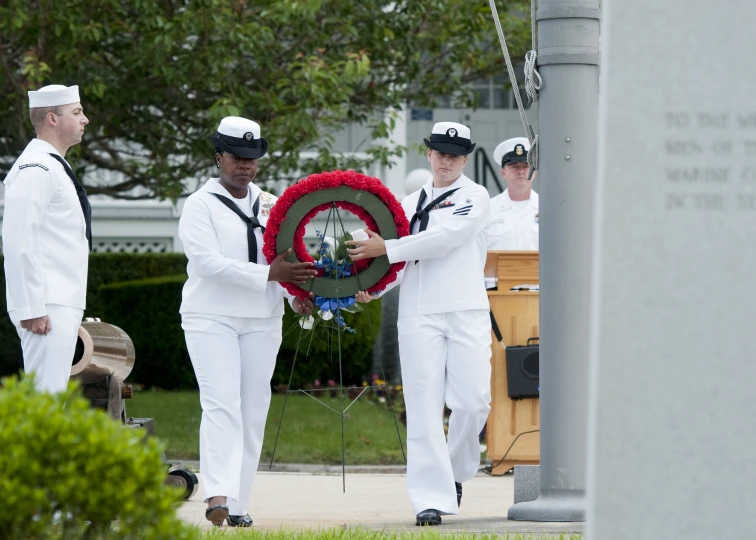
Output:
(262, 170), (410, 300)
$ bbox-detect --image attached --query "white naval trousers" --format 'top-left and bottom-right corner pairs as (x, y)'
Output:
(182, 313), (282, 516)
(9, 304), (83, 393)
(398, 309), (492, 515)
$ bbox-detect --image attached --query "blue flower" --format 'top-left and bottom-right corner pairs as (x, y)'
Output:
(306, 231), (360, 333)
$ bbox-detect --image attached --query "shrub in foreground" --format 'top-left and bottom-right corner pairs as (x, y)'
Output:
(0, 374), (198, 539)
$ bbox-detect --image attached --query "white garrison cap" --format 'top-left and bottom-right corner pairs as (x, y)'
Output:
(28, 85), (81, 108)
(493, 137), (530, 167)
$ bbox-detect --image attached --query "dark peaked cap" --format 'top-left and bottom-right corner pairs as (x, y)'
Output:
(493, 137), (530, 167)
(211, 116), (269, 159)
(423, 121), (476, 156)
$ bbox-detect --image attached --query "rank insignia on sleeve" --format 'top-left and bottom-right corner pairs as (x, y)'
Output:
(19, 163), (49, 171)
(259, 191), (276, 216)
(259, 191), (276, 203)
(260, 201), (274, 217)
(453, 204), (473, 216)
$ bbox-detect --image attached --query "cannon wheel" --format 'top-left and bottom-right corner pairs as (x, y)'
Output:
(167, 466), (199, 500)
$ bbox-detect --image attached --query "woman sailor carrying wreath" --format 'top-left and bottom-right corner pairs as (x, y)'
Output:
(178, 117), (316, 527)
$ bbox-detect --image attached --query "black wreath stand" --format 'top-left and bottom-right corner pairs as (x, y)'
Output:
(268, 203), (406, 492)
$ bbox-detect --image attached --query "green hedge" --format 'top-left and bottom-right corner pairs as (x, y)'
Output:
(98, 274), (381, 390)
(0, 253), (187, 378)
(99, 275), (193, 389)
(85, 253), (188, 316)
(276, 299), (382, 390)
(0, 283), (21, 378)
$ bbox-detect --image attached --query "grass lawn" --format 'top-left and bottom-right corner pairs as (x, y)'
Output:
(198, 529), (583, 540)
(127, 390), (407, 464)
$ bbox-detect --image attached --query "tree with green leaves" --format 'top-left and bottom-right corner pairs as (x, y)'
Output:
(0, 0), (530, 199)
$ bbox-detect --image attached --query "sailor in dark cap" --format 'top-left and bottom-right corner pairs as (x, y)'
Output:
(423, 121), (476, 155)
(210, 116), (269, 159)
(179, 116), (316, 527)
(488, 137), (539, 250)
(347, 121), (493, 526)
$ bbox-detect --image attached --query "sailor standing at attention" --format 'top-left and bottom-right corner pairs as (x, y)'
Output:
(347, 122), (493, 526)
(179, 116), (316, 527)
(487, 137), (539, 250)
(2, 84), (92, 393)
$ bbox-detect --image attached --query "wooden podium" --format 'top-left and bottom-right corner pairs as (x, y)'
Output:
(485, 250), (540, 475)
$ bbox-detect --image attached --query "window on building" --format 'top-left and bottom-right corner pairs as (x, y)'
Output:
(429, 76), (529, 111)
(472, 80), (492, 109)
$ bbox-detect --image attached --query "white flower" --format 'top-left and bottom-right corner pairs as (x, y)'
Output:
(323, 236), (338, 259)
(299, 315), (315, 330)
(319, 310), (334, 321)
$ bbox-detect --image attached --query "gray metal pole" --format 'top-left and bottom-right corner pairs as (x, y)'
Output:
(507, 0), (600, 522)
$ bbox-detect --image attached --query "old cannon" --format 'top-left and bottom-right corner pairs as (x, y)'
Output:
(71, 318), (135, 420)
(71, 318), (198, 500)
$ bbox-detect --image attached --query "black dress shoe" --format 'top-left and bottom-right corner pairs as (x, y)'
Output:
(456, 482), (462, 507)
(416, 509), (442, 526)
(205, 504), (229, 527)
(227, 514), (253, 527)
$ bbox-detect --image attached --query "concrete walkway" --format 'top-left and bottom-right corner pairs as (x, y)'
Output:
(178, 472), (584, 536)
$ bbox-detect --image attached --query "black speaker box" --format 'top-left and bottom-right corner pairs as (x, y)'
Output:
(506, 338), (539, 399)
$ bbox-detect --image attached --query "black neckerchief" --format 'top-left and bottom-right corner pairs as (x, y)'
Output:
(408, 187), (459, 263)
(47, 153), (92, 251)
(211, 192), (265, 263)
(409, 187), (460, 234)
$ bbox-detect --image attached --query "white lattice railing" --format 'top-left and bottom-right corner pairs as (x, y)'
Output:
(92, 238), (173, 254)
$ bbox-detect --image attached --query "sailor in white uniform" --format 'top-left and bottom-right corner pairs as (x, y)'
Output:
(2, 84), (92, 393)
(347, 122), (492, 526)
(179, 117), (316, 527)
(487, 137), (539, 250)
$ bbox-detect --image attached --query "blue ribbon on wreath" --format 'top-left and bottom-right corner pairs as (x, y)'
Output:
(314, 296), (357, 311)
